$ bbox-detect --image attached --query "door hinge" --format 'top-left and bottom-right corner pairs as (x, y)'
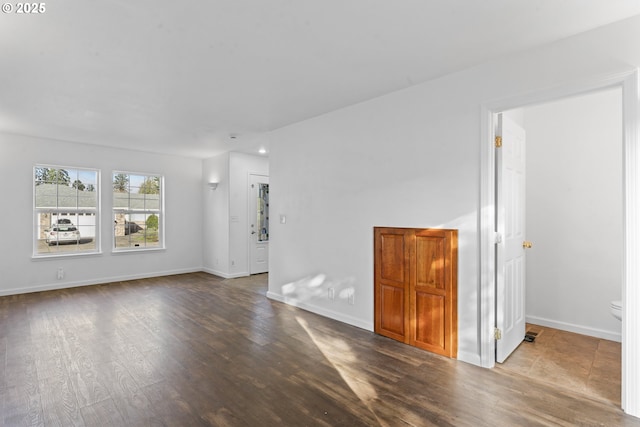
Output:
(495, 136), (502, 148)
(494, 232), (502, 244)
(494, 328), (502, 340)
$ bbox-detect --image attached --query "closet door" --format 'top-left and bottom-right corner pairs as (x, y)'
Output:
(374, 227), (411, 343)
(411, 229), (457, 357)
(374, 227), (458, 358)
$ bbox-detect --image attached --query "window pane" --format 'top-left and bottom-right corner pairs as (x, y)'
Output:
(34, 166), (99, 257)
(112, 172), (163, 251)
(35, 212), (97, 255)
(78, 170), (97, 189)
(113, 173), (129, 193)
(77, 194), (97, 209)
(129, 174), (144, 193)
(129, 193), (146, 209)
(143, 213), (160, 248)
(113, 213), (160, 249)
(113, 192), (129, 209)
(145, 194), (160, 210)
(57, 184), (77, 208)
(35, 184), (56, 208)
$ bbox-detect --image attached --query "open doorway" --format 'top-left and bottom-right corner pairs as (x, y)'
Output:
(512, 89), (622, 342)
(479, 69), (640, 416)
(496, 88), (623, 404)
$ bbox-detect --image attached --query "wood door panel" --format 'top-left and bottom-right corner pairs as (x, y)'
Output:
(374, 227), (457, 358)
(380, 233), (406, 283)
(374, 228), (410, 342)
(379, 284), (405, 339)
(414, 292), (445, 351)
(416, 235), (445, 290)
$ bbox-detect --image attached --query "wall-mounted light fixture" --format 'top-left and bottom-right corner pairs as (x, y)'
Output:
(208, 182), (219, 190)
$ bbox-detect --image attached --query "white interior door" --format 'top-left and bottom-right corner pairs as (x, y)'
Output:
(496, 113), (527, 363)
(249, 174), (269, 274)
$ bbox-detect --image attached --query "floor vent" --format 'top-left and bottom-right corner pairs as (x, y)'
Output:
(524, 331), (538, 342)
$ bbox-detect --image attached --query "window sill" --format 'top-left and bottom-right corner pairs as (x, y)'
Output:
(111, 247), (166, 255)
(32, 251), (103, 261)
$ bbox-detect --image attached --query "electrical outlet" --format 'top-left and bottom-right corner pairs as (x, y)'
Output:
(57, 267), (64, 280)
(231, 260), (235, 266)
(328, 287), (335, 300)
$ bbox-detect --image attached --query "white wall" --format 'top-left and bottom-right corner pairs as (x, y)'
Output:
(202, 152), (268, 278)
(203, 152), (230, 276)
(0, 133), (203, 295)
(266, 15), (640, 365)
(267, 74), (481, 357)
(522, 89), (623, 341)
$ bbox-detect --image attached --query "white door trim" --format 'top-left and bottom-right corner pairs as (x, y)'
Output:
(479, 69), (640, 416)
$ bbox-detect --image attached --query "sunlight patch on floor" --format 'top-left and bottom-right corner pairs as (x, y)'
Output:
(295, 315), (390, 426)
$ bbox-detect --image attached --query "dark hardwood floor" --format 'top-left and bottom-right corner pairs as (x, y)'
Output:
(1, 272), (638, 426)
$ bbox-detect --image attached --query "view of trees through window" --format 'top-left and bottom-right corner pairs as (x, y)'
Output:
(33, 166), (163, 255)
(34, 166), (98, 255)
(113, 172), (162, 250)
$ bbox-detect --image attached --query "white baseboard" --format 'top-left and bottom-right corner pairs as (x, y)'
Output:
(266, 291), (373, 332)
(0, 267), (202, 297)
(526, 315), (622, 343)
(266, 291), (484, 364)
(457, 351), (482, 367)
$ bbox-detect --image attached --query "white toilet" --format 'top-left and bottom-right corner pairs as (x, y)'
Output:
(610, 300), (622, 321)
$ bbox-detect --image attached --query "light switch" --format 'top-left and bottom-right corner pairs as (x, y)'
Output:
(280, 215), (286, 224)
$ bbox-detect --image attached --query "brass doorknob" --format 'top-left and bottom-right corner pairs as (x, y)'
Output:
(523, 241), (533, 249)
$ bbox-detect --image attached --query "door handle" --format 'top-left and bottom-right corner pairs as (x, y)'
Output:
(523, 241), (533, 249)
(251, 231), (257, 235)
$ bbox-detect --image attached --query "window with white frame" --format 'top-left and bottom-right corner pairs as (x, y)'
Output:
(34, 165), (99, 256)
(112, 172), (163, 250)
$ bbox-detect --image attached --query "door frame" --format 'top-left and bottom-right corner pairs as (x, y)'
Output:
(479, 69), (640, 416)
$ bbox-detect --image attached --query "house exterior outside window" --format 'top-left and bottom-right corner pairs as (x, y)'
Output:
(34, 166), (99, 256)
(112, 172), (164, 251)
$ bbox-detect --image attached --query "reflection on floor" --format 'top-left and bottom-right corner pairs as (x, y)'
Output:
(496, 324), (621, 406)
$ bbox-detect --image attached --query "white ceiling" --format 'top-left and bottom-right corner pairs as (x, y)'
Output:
(1, 1), (639, 158)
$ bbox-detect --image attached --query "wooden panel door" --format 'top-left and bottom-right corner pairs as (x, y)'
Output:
(374, 227), (410, 343)
(412, 229), (457, 357)
(374, 227), (457, 358)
